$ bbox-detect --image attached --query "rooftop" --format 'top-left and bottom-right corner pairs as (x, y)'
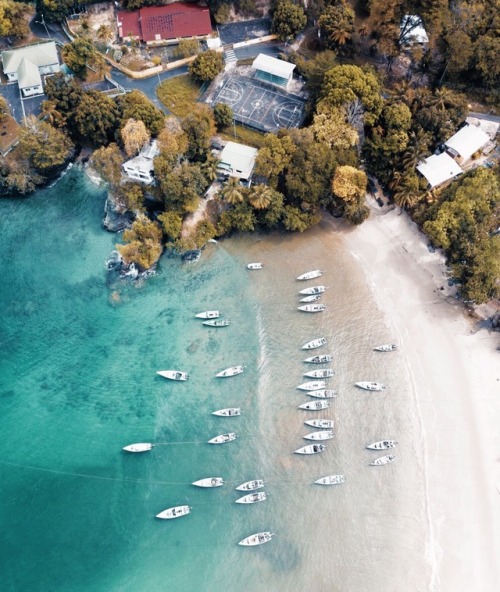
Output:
(416, 152), (463, 188)
(444, 124), (491, 162)
(1, 42), (59, 74)
(17, 57), (42, 89)
(218, 141), (258, 180)
(252, 54), (296, 80)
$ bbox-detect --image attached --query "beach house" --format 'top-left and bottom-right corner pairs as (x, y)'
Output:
(416, 153), (463, 189)
(122, 140), (159, 184)
(1, 42), (60, 97)
(217, 141), (258, 184)
(444, 124), (490, 164)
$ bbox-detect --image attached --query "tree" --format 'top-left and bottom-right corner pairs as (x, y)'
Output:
(117, 90), (165, 136)
(121, 118), (151, 157)
(200, 153), (220, 184)
(271, 0), (306, 41)
(254, 132), (296, 187)
(310, 104), (358, 151)
(0, 96), (9, 122)
(318, 2), (355, 49)
(117, 214), (163, 271)
(62, 37), (99, 79)
(181, 105), (216, 161)
(18, 116), (73, 174)
(90, 143), (124, 186)
(282, 206), (321, 232)
(73, 91), (120, 146)
(36, 0), (74, 23)
(291, 50), (337, 102)
(332, 166), (367, 203)
(174, 39), (200, 59)
(44, 73), (83, 121)
(188, 50), (224, 82)
(219, 176), (244, 205)
(116, 182), (146, 213)
(159, 162), (207, 212)
(158, 211), (183, 241)
(96, 24), (114, 45)
(40, 100), (65, 128)
(0, 0), (30, 38)
(248, 184), (273, 209)
(217, 202), (256, 235)
(474, 34), (500, 88)
(213, 103), (233, 130)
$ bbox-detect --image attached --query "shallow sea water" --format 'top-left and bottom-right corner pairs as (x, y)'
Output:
(0, 169), (430, 591)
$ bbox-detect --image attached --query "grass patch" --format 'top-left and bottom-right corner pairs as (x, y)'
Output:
(157, 74), (203, 117)
(220, 124), (266, 148)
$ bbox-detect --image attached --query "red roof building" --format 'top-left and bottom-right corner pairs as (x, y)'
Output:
(117, 3), (212, 44)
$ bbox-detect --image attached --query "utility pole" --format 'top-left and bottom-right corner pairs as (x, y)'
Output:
(40, 12), (51, 39)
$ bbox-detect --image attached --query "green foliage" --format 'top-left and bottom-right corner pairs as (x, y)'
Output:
(254, 132), (296, 187)
(174, 39), (200, 59)
(158, 211), (183, 241)
(332, 166), (367, 203)
(282, 206), (321, 232)
(188, 50), (224, 82)
(454, 236), (500, 303)
(256, 189), (285, 228)
(62, 37), (98, 79)
(219, 176), (245, 205)
(289, 50), (337, 102)
(44, 73), (84, 124)
(73, 91), (120, 146)
(90, 143), (124, 186)
(217, 202), (256, 235)
(0, 0), (30, 38)
(36, 0), (74, 23)
(213, 103), (233, 130)
(272, 0), (306, 41)
(213, 3), (231, 24)
(0, 96), (8, 121)
(117, 90), (165, 137)
(117, 214), (163, 271)
(318, 1), (355, 49)
(318, 65), (383, 127)
(343, 202), (370, 225)
(18, 116), (73, 174)
(181, 105), (216, 161)
(116, 182), (146, 213)
(193, 219), (216, 247)
(158, 162), (206, 213)
(473, 34), (500, 89)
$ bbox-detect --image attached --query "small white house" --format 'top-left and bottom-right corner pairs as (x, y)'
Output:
(217, 141), (258, 182)
(252, 54), (296, 89)
(122, 140), (159, 184)
(416, 152), (463, 189)
(444, 124), (491, 163)
(1, 42), (60, 97)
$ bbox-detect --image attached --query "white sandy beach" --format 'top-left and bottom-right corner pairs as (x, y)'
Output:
(340, 200), (500, 592)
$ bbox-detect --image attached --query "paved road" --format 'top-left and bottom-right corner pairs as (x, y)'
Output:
(217, 18), (272, 46)
(29, 17), (69, 45)
(233, 42), (283, 60)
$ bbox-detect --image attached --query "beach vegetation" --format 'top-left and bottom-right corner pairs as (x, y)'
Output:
(158, 162), (207, 213)
(18, 116), (73, 174)
(217, 202), (256, 234)
(282, 206), (321, 232)
(254, 132), (296, 188)
(116, 183), (146, 214)
(158, 211), (183, 242)
(117, 214), (163, 271)
(188, 50), (224, 82)
(193, 220), (217, 247)
(332, 166), (367, 203)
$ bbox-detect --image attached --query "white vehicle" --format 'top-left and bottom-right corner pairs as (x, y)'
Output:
(208, 433), (236, 444)
(203, 319), (230, 327)
(297, 270), (322, 281)
(305, 419), (334, 429)
(216, 366), (245, 378)
(212, 408), (241, 417)
(122, 443), (154, 453)
(301, 338), (326, 350)
(373, 344), (397, 352)
(315, 475), (345, 485)
(247, 263), (263, 270)
(157, 370), (188, 381)
(195, 311), (220, 319)
(236, 479), (264, 491)
(238, 531), (273, 546)
(304, 430), (334, 441)
(370, 455), (396, 466)
(304, 369), (334, 379)
(297, 380), (326, 391)
(156, 505), (191, 520)
(303, 354), (333, 364)
(366, 440), (398, 450)
(192, 477), (224, 488)
(300, 294), (322, 303)
(294, 444), (326, 455)
(235, 492), (267, 504)
(306, 389), (336, 399)
(355, 382), (386, 391)
(298, 304), (326, 313)
(299, 285), (326, 295)
(299, 400), (329, 411)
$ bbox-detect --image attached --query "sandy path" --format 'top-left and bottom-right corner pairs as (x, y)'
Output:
(339, 200), (500, 592)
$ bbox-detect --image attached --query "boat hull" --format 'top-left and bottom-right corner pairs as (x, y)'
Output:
(156, 505), (191, 519)
(297, 270), (322, 281)
(304, 430), (334, 440)
(123, 443), (153, 453)
(304, 369), (334, 378)
(307, 389), (336, 398)
(297, 381), (326, 391)
(157, 370), (188, 381)
(303, 355), (333, 363)
(247, 263), (263, 270)
(192, 478), (224, 487)
(304, 419), (334, 429)
(366, 440), (397, 450)
(216, 366), (245, 378)
(370, 455), (396, 466)
(299, 285), (326, 295)
(301, 338), (326, 350)
(299, 401), (329, 410)
(355, 382), (386, 391)
(208, 433), (236, 444)
(212, 408), (241, 417)
(195, 311), (220, 319)
(298, 304), (326, 313)
(235, 492), (267, 504)
(294, 444), (326, 454)
(236, 480), (264, 491)
(315, 475), (345, 485)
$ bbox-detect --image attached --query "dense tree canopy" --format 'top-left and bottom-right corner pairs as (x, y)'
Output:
(18, 116), (73, 174)
(117, 214), (163, 271)
(188, 50), (224, 82)
(271, 0), (307, 41)
(181, 105), (216, 161)
(121, 118), (150, 157)
(90, 143), (124, 186)
(117, 90), (165, 137)
(62, 37), (100, 79)
(73, 91), (120, 147)
(318, 1), (355, 49)
(0, 0), (30, 38)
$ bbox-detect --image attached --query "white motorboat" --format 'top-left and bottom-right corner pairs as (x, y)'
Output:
(366, 440), (398, 450)
(304, 430), (333, 441)
(297, 380), (326, 391)
(307, 389), (336, 398)
(301, 338), (326, 350)
(156, 505), (191, 520)
(203, 319), (230, 327)
(355, 381), (386, 391)
(208, 433), (236, 444)
(304, 354), (333, 364)
(238, 531), (273, 546)
(297, 270), (322, 281)
(236, 479), (264, 491)
(298, 304), (326, 313)
(216, 366), (245, 378)
(122, 443), (154, 453)
(157, 370), (188, 381)
(192, 477), (224, 488)
(247, 262), (263, 270)
(212, 408), (241, 417)
(305, 419), (334, 429)
(304, 369), (334, 379)
(373, 344), (397, 352)
(315, 475), (345, 485)
(294, 444), (326, 455)
(370, 455), (396, 466)
(299, 285), (326, 295)
(300, 294), (322, 303)
(195, 310), (220, 319)
(299, 400), (329, 410)
(235, 492), (267, 504)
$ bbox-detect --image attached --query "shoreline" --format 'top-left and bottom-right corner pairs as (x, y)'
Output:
(338, 200), (500, 591)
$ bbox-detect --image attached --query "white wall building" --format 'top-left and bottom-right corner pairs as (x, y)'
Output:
(122, 140), (159, 184)
(252, 54), (296, 89)
(416, 152), (463, 189)
(1, 42), (60, 97)
(444, 124), (491, 163)
(217, 141), (258, 182)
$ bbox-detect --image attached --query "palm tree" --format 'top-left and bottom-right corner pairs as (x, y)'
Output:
(248, 184), (272, 209)
(201, 154), (220, 184)
(402, 131), (429, 171)
(393, 188), (420, 211)
(220, 177), (244, 205)
(97, 24), (114, 46)
(41, 100), (65, 127)
(329, 26), (352, 46)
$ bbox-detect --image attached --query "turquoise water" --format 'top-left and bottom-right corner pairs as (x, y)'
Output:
(0, 169), (430, 591)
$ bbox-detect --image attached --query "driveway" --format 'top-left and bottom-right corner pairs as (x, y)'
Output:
(217, 18), (272, 46)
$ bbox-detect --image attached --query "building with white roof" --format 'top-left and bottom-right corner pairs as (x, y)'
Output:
(252, 54), (295, 89)
(217, 141), (258, 182)
(1, 42), (60, 97)
(444, 124), (491, 163)
(122, 140), (159, 184)
(416, 152), (463, 189)
(400, 15), (429, 45)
